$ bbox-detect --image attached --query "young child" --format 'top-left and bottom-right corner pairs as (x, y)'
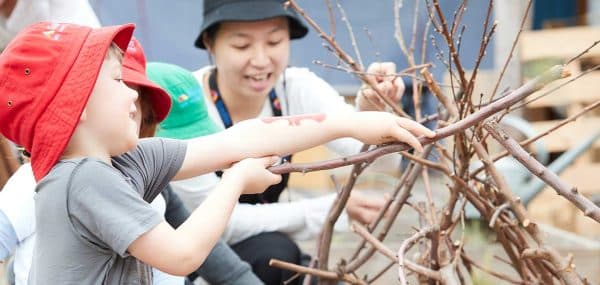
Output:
(0, 37), (262, 285)
(0, 22), (434, 284)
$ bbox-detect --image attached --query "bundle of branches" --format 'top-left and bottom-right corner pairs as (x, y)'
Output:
(267, 1), (600, 284)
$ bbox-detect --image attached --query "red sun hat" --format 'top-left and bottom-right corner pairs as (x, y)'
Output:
(0, 21), (135, 181)
(122, 38), (171, 122)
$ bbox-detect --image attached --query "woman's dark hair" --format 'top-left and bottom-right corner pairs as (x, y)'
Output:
(202, 23), (221, 49)
(202, 18), (294, 49)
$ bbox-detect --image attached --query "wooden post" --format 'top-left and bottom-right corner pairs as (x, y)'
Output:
(494, 0), (530, 99)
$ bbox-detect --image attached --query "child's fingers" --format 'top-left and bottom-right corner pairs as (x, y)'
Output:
(390, 127), (424, 152)
(259, 155), (280, 167)
(257, 156), (282, 183)
(269, 172), (282, 184)
(396, 118), (436, 138)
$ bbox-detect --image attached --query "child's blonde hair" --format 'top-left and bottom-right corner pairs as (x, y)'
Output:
(106, 42), (124, 62)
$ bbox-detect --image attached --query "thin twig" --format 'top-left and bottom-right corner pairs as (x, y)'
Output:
(394, 0), (411, 59)
(566, 39), (600, 65)
(366, 261), (396, 284)
(408, 0), (420, 55)
(521, 248), (584, 285)
(316, 145), (370, 273)
(363, 27), (381, 61)
(270, 259), (367, 285)
(313, 60), (431, 81)
(509, 64), (600, 111)
(484, 121), (600, 222)
(421, 67), (459, 122)
(324, 0), (336, 38)
(350, 223), (443, 281)
(346, 146), (434, 272)
(334, 0), (363, 69)
(469, 129), (537, 237)
(400, 151), (449, 174)
(431, 0), (468, 88)
(461, 253), (525, 284)
(470, 98), (600, 177)
(398, 226), (439, 285)
(489, 202), (511, 228)
(422, 168), (438, 224)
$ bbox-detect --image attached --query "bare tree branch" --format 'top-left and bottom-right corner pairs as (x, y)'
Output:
(484, 121), (600, 222)
(270, 65), (567, 175)
(521, 248), (584, 285)
(269, 259), (367, 285)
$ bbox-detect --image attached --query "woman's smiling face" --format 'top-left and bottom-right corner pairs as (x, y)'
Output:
(206, 17), (290, 99)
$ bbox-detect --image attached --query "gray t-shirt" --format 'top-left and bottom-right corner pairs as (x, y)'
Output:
(29, 138), (186, 285)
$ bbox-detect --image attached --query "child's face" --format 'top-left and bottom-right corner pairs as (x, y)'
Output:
(128, 85), (143, 135)
(209, 17), (290, 100)
(85, 54), (139, 155)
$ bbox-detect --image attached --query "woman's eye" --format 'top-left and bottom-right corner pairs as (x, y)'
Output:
(268, 40), (282, 46)
(232, 44), (250, 50)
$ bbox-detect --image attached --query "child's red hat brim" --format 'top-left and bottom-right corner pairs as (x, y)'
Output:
(0, 22), (135, 181)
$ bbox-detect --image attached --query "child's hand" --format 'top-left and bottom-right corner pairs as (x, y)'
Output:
(223, 156), (282, 195)
(350, 111), (436, 152)
(346, 191), (389, 224)
(356, 62), (404, 111)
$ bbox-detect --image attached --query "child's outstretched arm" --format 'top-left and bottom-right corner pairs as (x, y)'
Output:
(174, 111), (435, 180)
(128, 156), (281, 276)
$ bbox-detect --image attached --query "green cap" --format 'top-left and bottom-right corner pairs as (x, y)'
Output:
(146, 62), (221, 139)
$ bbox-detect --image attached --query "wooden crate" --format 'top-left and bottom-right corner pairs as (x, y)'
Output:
(520, 26), (600, 62)
(521, 26), (600, 237)
(287, 145), (336, 192)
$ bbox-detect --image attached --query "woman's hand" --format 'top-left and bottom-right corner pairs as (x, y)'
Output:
(356, 62), (405, 111)
(346, 191), (389, 224)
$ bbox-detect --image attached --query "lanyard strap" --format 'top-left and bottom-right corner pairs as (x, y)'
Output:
(209, 70), (281, 129)
(208, 70), (292, 204)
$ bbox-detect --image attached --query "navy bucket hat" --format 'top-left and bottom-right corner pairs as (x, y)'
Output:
(194, 0), (309, 49)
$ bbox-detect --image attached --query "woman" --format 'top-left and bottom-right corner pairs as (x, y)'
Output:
(163, 0), (413, 284)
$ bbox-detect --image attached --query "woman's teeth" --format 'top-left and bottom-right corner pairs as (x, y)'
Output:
(250, 74), (268, 81)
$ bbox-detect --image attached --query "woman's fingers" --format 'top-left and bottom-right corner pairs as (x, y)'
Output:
(361, 88), (386, 110)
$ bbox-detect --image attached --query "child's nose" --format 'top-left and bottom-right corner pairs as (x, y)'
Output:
(130, 88), (139, 101)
